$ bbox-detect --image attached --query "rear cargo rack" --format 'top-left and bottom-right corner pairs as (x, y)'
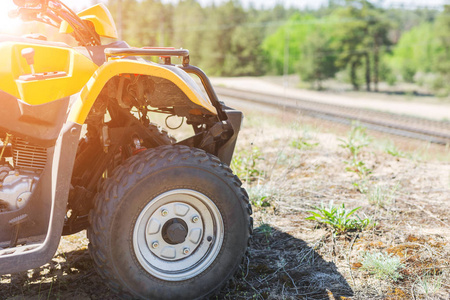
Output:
(105, 48), (190, 65)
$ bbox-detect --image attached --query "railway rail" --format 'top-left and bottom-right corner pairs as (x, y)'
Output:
(214, 86), (450, 145)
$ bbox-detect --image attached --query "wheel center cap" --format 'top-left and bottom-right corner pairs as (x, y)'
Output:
(162, 218), (188, 244)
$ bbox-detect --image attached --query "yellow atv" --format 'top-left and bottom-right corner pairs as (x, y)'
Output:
(0, 1), (252, 298)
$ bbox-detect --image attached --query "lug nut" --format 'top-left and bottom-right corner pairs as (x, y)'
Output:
(161, 209), (168, 217)
(191, 215), (199, 223)
(152, 241), (159, 248)
(183, 247), (190, 255)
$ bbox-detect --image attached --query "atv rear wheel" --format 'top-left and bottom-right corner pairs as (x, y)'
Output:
(88, 145), (252, 300)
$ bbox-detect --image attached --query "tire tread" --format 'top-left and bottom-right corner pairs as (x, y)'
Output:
(89, 145), (252, 299)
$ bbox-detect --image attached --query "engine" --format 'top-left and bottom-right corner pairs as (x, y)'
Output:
(0, 137), (46, 212)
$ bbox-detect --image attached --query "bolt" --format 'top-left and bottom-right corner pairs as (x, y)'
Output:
(191, 215), (199, 223)
(183, 247), (190, 255)
(70, 127), (78, 135)
(161, 209), (168, 217)
(17, 198), (22, 202)
(152, 241), (159, 249)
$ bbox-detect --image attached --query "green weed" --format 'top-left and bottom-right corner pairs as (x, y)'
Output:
(306, 202), (374, 234)
(352, 180), (369, 194)
(290, 137), (319, 150)
(339, 122), (371, 159)
(385, 143), (407, 158)
(361, 251), (404, 281)
(339, 122), (373, 186)
(345, 160), (372, 179)
(256, 222), (272, 243)
(231, 146), (264, 182)
(246, 184), (273, 207)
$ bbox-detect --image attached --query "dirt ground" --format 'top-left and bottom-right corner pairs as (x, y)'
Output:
(1, 102), (450, 299)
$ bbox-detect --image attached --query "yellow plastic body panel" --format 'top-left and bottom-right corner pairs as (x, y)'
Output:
(60, 4), (118, 39)
(68, 60), (218, 124)
(0, 42), (97, 105)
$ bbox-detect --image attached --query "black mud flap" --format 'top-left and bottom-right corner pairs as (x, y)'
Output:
(217, 107), (243, 166)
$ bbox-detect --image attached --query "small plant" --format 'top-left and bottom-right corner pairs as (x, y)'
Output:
(246, 184), (273, 207)
(384, 142), (406, 158)
(339, 122), (373, 186)
(361, 252), (403, 281)
(231, 146), (264, 182)
(366, 184), (398, 208)
(345, 160), (372, 179)
(306, 202), (374, 234)
(290, 137), (319, 150)
(256, 222), (272, 243)
(353, 180), (369, 194)
(415, 273), (442, 296)
(339, 122), (371, 160)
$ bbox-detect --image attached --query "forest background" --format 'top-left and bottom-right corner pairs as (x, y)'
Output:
(80, 0), (450, 96)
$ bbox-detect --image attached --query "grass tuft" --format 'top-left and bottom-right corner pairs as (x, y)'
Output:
(415, 273), (443, 296)
(366, 184), (399, 208)
(361, 252), (404, 281)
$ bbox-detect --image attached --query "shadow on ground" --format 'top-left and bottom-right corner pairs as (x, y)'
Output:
(1, 226), (353, 300)
(217, 225), (353, 300)
(0, 249), (119, 300)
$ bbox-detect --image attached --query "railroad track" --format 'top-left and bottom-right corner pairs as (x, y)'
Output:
(214, 86), (450, 145)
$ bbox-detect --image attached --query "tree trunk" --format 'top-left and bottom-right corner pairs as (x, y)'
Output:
(365, 52), (371, 92)
(374, 46), (379, 92)
(351, 60), (359, 91)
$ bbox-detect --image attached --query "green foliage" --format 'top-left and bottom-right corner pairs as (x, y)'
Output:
(361, 252), (404, 281)
(262, 13), (339, 87)
(432, 5), (450, 95)
(306, 202), (374, 234)
(262, 14), (315, 75)
(290, 137), (319, 150)
(387, 22), (438, 82)
(329, 1), (392, 91)
(171, 0), (206, 64)
(106, 0), (449, 89)
(297, 29), (338, 89)
(231, 147), (264, 182)
(385, 143), (406, 158)
(246, 184), (273, 207)
(256, 222), (272, 243)
(339, 122), (371, 156)
(339, 122), (372, 180)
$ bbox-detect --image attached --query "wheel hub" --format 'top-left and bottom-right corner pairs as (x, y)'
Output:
(133, 190), (224, 281)
(162, 218), (188, 244)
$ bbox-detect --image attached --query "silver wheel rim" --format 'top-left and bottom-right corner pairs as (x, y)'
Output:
(133, 189), (224, 281)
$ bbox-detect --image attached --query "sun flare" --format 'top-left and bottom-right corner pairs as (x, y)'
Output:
(0, 2), (23, 35)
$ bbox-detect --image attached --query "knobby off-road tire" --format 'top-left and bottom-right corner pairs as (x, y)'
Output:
(144, 123), (176, 146)
(88, 145), (252, 300)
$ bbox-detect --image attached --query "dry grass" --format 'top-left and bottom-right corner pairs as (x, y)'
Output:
(216, 107), (450, 299)
(1, 108), (449, 299)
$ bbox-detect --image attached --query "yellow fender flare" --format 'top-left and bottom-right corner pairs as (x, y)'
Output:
(68, 60), (217, 124)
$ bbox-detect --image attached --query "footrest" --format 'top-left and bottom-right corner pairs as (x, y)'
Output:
(18, 71), (67, 81)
